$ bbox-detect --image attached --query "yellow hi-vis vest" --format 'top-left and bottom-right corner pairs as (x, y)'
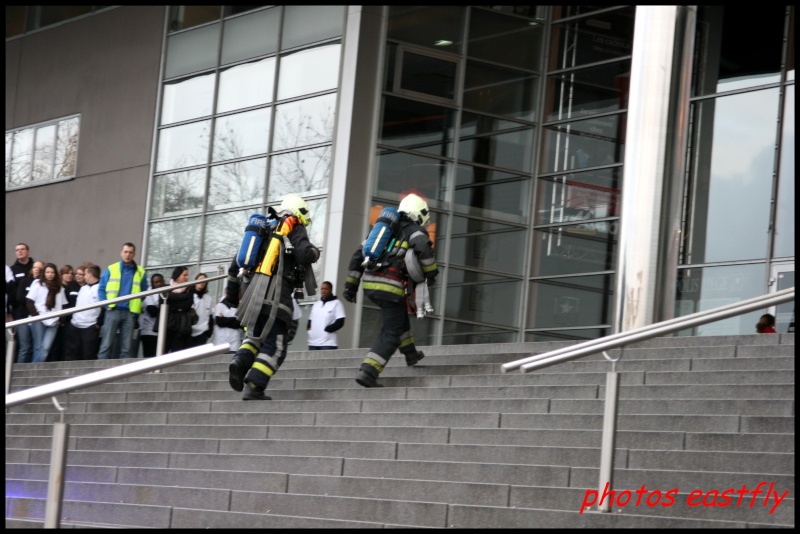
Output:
(106, 262), (145, 314)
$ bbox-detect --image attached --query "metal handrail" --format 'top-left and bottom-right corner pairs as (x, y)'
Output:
(501, 286), (794, 514)
(5, 273), (229, 397)
(6, 343), (231, 408)
(502, 287), (795, 373)
(5, 273), (228, 329)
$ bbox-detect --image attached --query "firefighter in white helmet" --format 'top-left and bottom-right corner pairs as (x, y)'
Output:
(344, 193), (438, 387)
(227, 194), (320, 400)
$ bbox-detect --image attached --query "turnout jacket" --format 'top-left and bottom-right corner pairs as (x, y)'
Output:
(347, 214), (438, 303)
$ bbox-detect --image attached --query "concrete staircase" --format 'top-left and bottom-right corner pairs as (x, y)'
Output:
(5, 334), (795, 528)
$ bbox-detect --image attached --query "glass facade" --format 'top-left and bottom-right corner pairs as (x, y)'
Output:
(138, 5), (798, 341)
(145, 6), (345, 299)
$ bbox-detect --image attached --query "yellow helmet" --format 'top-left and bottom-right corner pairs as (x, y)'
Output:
(398, 193), (430, 226)
(280, 194), (312, 226)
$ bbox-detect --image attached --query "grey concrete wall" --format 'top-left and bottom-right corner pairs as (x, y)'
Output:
(5, 6), (165, 269)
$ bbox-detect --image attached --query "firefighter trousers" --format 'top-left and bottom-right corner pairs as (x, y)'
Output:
(359, 297), (419, 378)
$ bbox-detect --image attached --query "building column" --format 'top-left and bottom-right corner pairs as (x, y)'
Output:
(613, 6), (696, 332)
(324, 6), (386, 348)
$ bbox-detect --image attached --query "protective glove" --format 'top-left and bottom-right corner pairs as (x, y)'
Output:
(343, 282), (358, 303)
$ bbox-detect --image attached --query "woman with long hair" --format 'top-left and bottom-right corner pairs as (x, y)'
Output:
(189, 272), (214, 347)
(163, 266), (194, 353)
(26, 262), (67, 363)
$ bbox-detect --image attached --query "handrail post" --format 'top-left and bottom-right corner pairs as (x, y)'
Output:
(156, 294), (168, 357)
(44, 399), (69, 528)
(597, 369), (620, 512)
(6, 327), (16, 397)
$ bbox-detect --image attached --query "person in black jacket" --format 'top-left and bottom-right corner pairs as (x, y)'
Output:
(227, 194), (320, 401)
(344, 194), (438, 388)
(163, 266), (194, 354)
(13, 260), (43, 364)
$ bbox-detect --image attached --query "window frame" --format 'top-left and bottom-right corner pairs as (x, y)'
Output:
(5, 114), (81, 191)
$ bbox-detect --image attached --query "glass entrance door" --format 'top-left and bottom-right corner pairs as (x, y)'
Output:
(770, 262), (794, 333)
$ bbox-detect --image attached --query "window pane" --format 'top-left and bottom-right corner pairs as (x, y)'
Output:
(375, 150), (450, 208)
(168, 6), (221, 32)
(683, 89), (778, 263)
(6, 6), (25, 38)
(161, 72), (215, 125)
(459, 128), (534, 173)
(55, 117), (79, 179)
(676, 264), (767, 336)
(208, 158), (266, 211)
(217, 57), (276, 113)
(775, 85), (794, 258)
(448, 217), (526, 276)
(531, 224), (617, 276)
(165, 23), (220, 79)
(32, 124), (56, 182)
(379, 96), (455, 156)
(694, 6), (784, 96)
(203, 209), (251, 261)
(387, 6), (465, 53)
(9, 128), (33, 187)
(535, 168), (622, 225)
(146, 217), (202, 265)
(443, 277), (521, 328)
(468, 8), (543, 70)
(463, 60), (538, 121)
(221, 7), (280, 65)
(36, 6), (92, 29)
(277, 42), (341, 101)
(442, 320), (517, 346)
(273, 93), (336, 151)
(399, 52), (457, 101)
(454, 164), (530, 223)
(156, 120), (211, 172)
(545, 61), (631, 122)
(304, 197), (327, 248)
(150, 169), (206, 219)
(268, 147), (330, 203)
(282, 5), (344, 50)
(212, 108), (271, 163)
(527, 274), (614, 329)
(549, 9), (635, 70)
(540, 114), (624, 173)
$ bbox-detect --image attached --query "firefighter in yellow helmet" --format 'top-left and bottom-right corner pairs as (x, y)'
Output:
(344, 193), (438, 387)
(227, 194), (319, 400)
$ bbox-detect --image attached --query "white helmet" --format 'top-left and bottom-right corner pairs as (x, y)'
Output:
(398, 193), (430, 226)
(280, 194), (312, 226)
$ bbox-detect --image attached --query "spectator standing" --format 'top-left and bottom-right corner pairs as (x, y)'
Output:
(26, 263), (67, 363)
(212, 288), (242, 353)
(10, 243), (35, 363)
(64, 265), (102, 361)
(307, 281), (346, 350)
(163, 266), (195, 354)
(189, 273), (214, 347)
(140, 273), (165, 358)
(49, 264), (79, 362)
(97, 243), (147, 359)
(13, 261), (43, 363)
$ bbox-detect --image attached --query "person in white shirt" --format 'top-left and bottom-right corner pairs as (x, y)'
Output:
(306, 281), (346, 350)
(64, 265), (102, 360)
(212, 288), (242, 353)
(189, 273), (214, 347)
(140, 273), (165, 358)
(25, 262), (67, 363)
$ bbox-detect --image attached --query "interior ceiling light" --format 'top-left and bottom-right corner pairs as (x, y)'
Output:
(434, 39), (452, 46)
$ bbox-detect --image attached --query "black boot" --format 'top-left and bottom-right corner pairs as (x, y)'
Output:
(242, 381), (271, 400)
(355, 368), (384, 388)
(228, 357), (247, 392)
(405, 350), (425, 366)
